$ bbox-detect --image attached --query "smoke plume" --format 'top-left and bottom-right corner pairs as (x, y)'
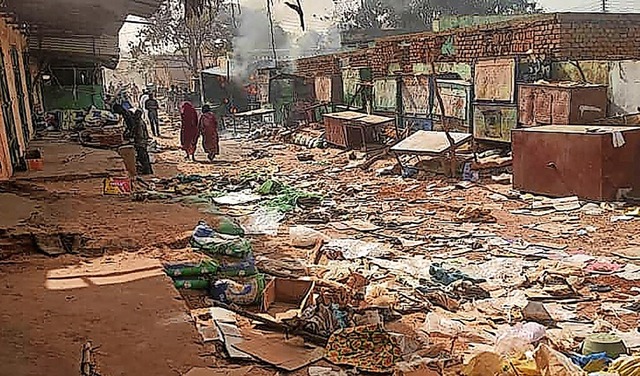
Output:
(232, 0), (341, 78)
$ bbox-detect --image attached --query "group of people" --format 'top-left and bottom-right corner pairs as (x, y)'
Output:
(106, 83), (221, 175)
(180, 102), (220, 162)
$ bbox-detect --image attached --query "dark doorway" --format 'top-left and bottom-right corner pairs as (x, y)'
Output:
(11, 46), (29, 143)
(0, 47), (20, 170)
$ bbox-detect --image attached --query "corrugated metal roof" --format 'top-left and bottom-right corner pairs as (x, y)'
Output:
(2, 0), (162, 37)
(29, 35), (118, 56)
(2, 0), (162, 65)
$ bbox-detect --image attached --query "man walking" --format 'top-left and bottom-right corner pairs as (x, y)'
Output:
(145, 93), (160, 137)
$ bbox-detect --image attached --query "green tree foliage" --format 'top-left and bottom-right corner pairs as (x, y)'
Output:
(130, 0), (234, 77)
(336, 0), (540, 32)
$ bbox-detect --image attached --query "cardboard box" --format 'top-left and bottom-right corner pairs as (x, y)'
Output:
(261, 278), (315, 321)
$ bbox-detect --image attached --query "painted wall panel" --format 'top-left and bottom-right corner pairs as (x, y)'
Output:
(473, 104), (517, 143)
(374, 78), (396, 111)
(256, 73), (270, 105)
(434, 62), (472, 82)
(315, 76), (332, 102)
(342, 68), (360, 105)
(402, 76), (430, 115)
(474, 58), (516, 102)
(518, 57), (552, 82)
(610, 61), (640, 116)
(411, 62), (472, 81)
(434, 81), (471, 122)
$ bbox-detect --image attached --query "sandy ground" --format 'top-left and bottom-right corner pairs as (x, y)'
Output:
(0, 118), (638, 375)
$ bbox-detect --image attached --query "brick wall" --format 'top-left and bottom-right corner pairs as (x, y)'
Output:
(291, 13), (640, 79)
(555, 14), (640, 60)
(295, 54), (341, 78)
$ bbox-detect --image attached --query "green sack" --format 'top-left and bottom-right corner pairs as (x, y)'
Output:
(174, 278), (210, 290)
(258, 179), (283, 195)
(164, 260), (219, 278)
(210, 252), (258, 278)
(217, 217), (245, 236)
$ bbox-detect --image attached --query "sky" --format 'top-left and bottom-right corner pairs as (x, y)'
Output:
(119, 0), (640, 53)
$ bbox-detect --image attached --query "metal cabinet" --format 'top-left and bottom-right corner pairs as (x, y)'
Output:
(513, 125), (640, 201)
(518, 83), (608, 127)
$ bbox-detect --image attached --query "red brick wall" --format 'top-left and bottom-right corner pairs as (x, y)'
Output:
(554, 14), (640, 60)
(291, 14), (640, 79)
(295, 54), (341, 78)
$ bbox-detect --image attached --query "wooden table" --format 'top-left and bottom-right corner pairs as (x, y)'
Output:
(391, 130), (473, 175)
(323, 111), (395, 151)
(391, 130), (472, 156)
(232, 108), (276, 133)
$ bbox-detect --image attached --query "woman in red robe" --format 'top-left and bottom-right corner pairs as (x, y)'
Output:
(199, 105), (219, 162)
(180, 102), (199, 161)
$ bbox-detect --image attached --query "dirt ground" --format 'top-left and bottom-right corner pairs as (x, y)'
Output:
(0, 119), (638, 375)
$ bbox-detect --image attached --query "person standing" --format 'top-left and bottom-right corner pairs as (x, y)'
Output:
(168, 85), (177, 117)
(132, 109), (153, 175)
(199, 105), (219, 162)
(180, 102), (199, 161)
(139, 90), (150, 122)
(145, 93), (160, 137)
(112, 103), (134, 139)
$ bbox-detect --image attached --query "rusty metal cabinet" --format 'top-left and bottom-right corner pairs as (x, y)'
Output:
(512, 125), (640, 201)
(518, 84), (608, 127)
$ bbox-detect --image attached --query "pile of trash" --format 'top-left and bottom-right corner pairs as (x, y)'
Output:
(83, 106), (120, 128)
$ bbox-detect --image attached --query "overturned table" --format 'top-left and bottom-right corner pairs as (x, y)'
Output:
(391, 130), (473, 175)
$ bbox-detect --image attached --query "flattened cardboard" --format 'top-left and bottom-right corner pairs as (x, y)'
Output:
(183, 366), (254, 376)
(232, 334), (324, 371)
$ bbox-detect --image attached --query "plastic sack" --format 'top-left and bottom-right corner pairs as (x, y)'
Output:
(190, 222), (253, 258)
(173, 279), (210, 290)
(608, 356), (640, 376)
(495, 322), (546, 356)
(210, 252), (258, 278)
(191, 236), (253, 258)
(463, 352), (503, 376)
(217, 217), (245, 236)
(464, 352), (540, 376)
(164, 260), (219, 278)
(289, 225), (328, 247)
(242, 208), (285, 236)
(210, 274), (265, 305)
(422, 312), (464, 338)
